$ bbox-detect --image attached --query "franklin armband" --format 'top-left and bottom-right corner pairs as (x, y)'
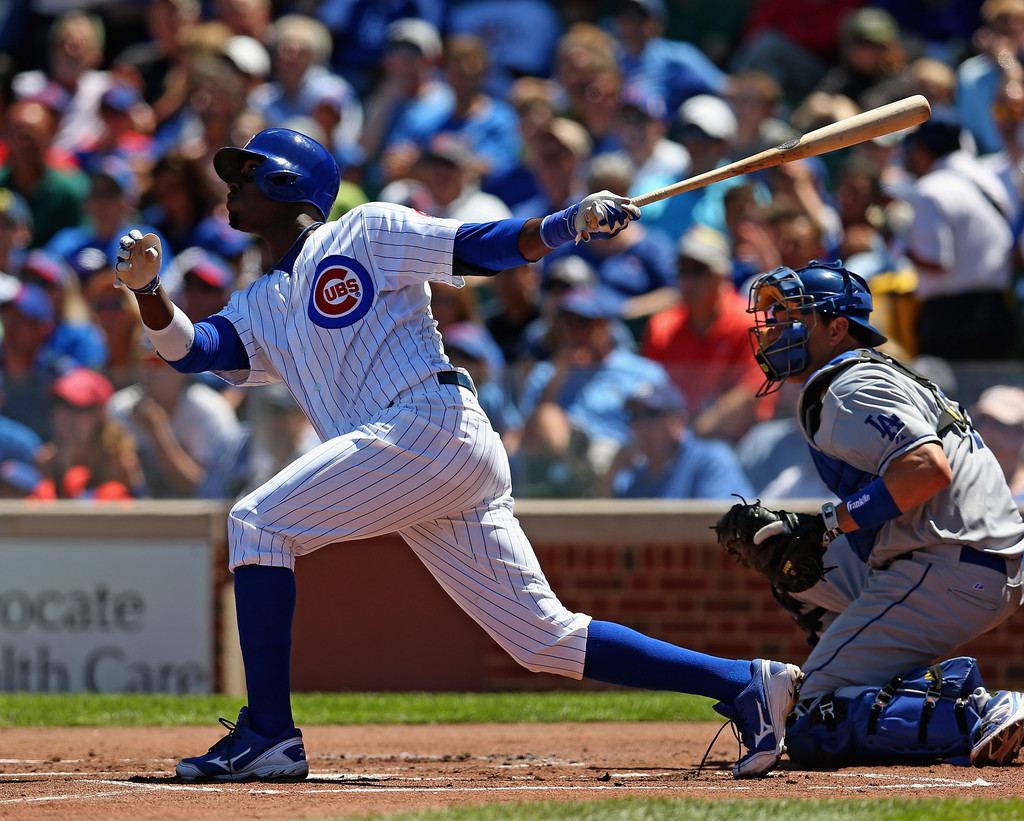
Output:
(843, 477), (901, 531)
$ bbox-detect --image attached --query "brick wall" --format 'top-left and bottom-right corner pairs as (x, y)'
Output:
(289, 500), (1024, 692)
(3, 500), (1020, 694)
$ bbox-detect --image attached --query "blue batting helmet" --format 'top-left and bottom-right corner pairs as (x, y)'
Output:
(747, 260), (887, 395)
(214, 128), (341, 220)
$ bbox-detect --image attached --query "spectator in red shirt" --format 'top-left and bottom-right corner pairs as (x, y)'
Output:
(641, 223), (775, 444)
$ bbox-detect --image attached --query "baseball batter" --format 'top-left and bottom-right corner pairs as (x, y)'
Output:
(741, 260), (1024, 766)
(114, 128), (802, 782)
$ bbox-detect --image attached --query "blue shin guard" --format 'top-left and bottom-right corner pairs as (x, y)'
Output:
(787, 656), (985, 767)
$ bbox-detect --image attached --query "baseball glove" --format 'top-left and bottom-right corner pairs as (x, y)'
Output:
(712, 499), (828, 593)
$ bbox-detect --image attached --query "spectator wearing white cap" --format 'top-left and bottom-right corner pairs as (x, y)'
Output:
(642, 93), (740, 241)
(605, 380), (754, 499)
(223, 34), (272, 93)
(971, 385), (1024, 502)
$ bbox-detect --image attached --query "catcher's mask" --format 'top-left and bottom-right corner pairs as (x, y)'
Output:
(747, 261), (887, 396)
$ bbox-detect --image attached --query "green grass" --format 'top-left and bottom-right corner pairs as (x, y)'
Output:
(355, 798), (1024, 821)
(0, 690), (721, 726)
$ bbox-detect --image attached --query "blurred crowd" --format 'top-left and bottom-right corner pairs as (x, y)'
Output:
(4, 0), (1024, 502)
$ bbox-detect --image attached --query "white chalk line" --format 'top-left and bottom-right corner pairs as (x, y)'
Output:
(0, 770), (996, 805)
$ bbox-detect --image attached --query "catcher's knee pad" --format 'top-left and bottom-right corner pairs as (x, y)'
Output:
(786, 656), (985, 767)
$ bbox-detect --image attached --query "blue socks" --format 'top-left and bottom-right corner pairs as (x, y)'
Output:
(233, 564), (296, 738)
(232, 572), (753, 730)
(582, 620), (750, 703)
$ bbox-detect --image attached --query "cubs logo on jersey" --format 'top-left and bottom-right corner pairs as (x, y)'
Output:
(307, 255), (373, 328)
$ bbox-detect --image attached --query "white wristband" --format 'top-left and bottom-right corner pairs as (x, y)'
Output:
(143, 304), (195, 362)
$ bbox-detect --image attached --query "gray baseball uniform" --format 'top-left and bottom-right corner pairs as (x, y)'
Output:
(795, 355), (1024, 700)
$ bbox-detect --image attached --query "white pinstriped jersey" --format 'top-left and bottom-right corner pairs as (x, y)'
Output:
(213, 203), (464, 440)
(214, 200), (593, 679)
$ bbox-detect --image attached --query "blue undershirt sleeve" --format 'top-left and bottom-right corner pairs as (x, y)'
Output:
(454, 219), (530, 273)
(164, 314), (250, 374)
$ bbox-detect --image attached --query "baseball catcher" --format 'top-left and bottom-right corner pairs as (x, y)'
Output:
(713, 498), (833, 594)
(730, 259), (1024, 769)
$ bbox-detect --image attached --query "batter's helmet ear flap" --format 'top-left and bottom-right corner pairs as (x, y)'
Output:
(214, 128), (341, 220)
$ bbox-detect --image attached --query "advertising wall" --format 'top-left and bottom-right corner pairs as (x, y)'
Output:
(0, 503), (226, 694)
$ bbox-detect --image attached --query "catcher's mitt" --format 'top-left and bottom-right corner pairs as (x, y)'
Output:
(712, 499), (827, 593)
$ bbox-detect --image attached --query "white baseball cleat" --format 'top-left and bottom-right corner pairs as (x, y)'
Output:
(970, 690), (1024, 767)
(724, 658), (804, 778)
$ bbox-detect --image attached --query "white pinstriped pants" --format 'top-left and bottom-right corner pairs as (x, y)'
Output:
(227, 380), (592, 679)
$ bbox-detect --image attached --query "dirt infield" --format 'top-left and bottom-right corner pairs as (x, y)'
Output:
(2, 722), (1021, 819)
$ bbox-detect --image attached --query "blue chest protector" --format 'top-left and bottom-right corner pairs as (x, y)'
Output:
(798, 349), (970, 562)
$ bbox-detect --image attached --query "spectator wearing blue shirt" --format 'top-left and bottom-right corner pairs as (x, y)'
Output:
(248, 15), (364, 159)
(0, 282), (76, 441)
(607, 380), (754, 499)
(313, 0), (448, 97)
(612, 0), (727, 116)
(519, 287), (671, 497)
(956, 0), (1024, 156)
(0, 372), (44, 466)
(19, 248), (107, 371)
(546, 151), (678, 325)
(448, 0), (562, 97)
(46, 157), (169, 277)
(358, 18), (454, 194)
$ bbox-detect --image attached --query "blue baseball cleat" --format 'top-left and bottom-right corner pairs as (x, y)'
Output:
(717, 658), (804, 778)
(176, 707), (308, 782)
(971, 690), (1024, 767)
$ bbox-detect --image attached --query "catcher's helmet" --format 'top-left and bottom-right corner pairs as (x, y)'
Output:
(747, 260), (887, 395)
(214, 128), (341, 220)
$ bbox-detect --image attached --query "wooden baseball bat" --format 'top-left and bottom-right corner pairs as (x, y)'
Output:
(630, 94), (931, 208)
